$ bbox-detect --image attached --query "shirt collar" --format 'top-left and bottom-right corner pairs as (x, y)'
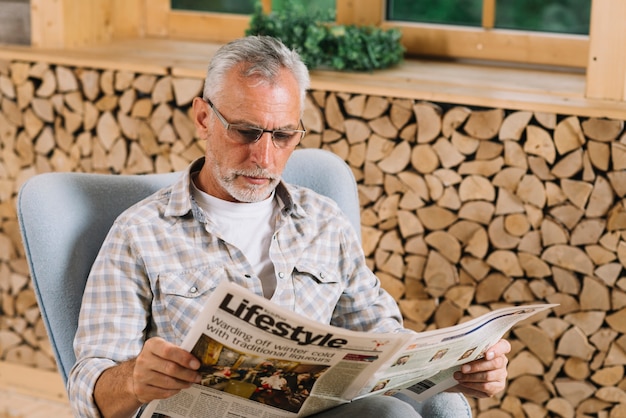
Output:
(165, 157), (306, 221)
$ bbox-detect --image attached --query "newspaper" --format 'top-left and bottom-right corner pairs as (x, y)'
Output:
(140, 281), (555, 418)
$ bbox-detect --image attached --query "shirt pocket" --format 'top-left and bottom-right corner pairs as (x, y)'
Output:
(154, 265), (225, 343)
(291, 262), (343, 323)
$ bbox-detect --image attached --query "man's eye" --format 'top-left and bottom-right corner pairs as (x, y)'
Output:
(234, 128), (261, 142)
(273, 131), (295, 141)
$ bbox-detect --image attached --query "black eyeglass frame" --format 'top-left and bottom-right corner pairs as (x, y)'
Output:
(205, 98), (306, 149)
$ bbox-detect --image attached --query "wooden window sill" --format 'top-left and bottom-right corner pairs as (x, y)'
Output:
(0, 38), (624, 120)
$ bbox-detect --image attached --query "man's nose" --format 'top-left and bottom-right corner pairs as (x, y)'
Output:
(249, 131), (274, 166)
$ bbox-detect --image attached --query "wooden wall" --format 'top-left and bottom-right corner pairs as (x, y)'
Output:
(1, 58), (626, 417)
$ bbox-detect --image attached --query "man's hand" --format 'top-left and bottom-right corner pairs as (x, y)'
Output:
(451, 339), (511, 398)
(132, 337), (202, 403)
(94, 337), (201, 418)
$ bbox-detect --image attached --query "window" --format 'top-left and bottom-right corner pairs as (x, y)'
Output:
(171, 0), (256, 14)
(493, 1), (590, 34)
(378, 0), (591, 68)
(155, 0), (590, 68)
(387, 0), (483, 27)
(386, 0), (591, 35)
(170, 0), (336, 17)
(149, 0), (335, 42)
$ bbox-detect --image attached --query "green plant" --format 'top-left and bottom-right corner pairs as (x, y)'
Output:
(245, 2), (404, 72)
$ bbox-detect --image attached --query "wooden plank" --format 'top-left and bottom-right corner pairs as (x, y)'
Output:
(144, 0), (249, 42)
(585, 0), (626, 100)
(336, 0), (383, 26)
(310, 67), (625, 120)
(482, 0), (496, 29)
(167, 11), (249, 43)
(30, 0), (65, 48)
(261, 0), (272, 13)
(0, 39), (624, 119)
(145, 0), (170, 38)
(31, 0), (142, 48)
(0, 361), (68, 403)
(110, 0), (145, 40)
(62, 0), (113, 46)
(0, 44), (169, 75)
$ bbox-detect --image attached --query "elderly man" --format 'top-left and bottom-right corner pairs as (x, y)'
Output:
(68, 35), (510, 418)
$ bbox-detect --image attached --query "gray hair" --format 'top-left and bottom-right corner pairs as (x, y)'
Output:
(202, 36), (310, 112)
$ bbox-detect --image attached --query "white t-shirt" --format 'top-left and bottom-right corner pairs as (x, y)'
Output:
(191, 180), (278, 298)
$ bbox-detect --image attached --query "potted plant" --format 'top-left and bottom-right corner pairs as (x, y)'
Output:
(246, 1), (404, 72)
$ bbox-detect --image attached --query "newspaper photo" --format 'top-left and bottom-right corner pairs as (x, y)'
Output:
(140, 281), (555, 418)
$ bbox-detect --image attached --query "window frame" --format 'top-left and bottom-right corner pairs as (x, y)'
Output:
(381, 23), (589, 68)
(146, 0), (271, 42)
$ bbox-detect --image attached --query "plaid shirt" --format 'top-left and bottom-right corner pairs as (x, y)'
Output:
(67, 158), (404, 417)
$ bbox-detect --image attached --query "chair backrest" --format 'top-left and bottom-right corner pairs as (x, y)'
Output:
(16, 148), (360, 385)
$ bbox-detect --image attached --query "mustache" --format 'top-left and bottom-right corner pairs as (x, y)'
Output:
(228, 167), (277, 182)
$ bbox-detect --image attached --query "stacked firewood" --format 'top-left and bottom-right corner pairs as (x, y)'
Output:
(304, 92), (626, 416)
(0, 62), (206, 371)
(1, 59), (626, 417)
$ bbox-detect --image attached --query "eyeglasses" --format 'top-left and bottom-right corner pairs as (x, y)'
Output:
(206, 98), (306, 149)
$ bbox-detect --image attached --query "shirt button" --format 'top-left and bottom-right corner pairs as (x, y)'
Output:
(320, 272), (325, 278)
(278, 272), (285, 279)
(190, 286), (198, 293)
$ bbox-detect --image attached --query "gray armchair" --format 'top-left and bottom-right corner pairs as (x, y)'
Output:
(16, 148), (359, 384)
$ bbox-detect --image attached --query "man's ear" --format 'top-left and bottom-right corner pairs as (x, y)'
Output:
(192, 97), (210, 138)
